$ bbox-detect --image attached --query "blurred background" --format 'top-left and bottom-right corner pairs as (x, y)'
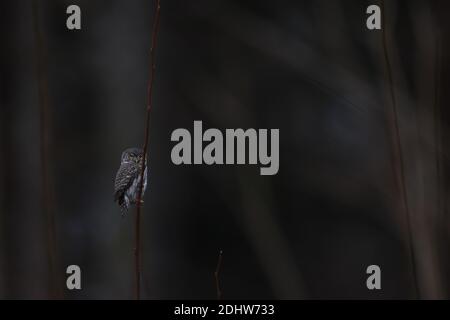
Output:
(1, 0), (450, 299)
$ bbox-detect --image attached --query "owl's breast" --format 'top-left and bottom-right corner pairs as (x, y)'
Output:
(126, 166), (148, 203)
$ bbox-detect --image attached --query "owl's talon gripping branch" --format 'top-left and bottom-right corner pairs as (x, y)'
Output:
(114, 148), (148, 215)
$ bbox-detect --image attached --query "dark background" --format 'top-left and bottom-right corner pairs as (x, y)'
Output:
(1, 0), (450, 299)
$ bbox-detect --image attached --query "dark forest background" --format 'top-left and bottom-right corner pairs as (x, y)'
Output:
(1, 0), (450, 299)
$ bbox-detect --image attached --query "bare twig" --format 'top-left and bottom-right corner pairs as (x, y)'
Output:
(380, 0), (419, 298)
(214, 250), (223, 300)
(134, 0), (161, 300)
(31, 0), (62, 299)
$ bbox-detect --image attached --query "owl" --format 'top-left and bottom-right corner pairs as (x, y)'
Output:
(114, 148), (148, 215)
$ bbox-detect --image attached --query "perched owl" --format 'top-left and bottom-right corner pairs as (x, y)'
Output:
(114, 148), (148, 215)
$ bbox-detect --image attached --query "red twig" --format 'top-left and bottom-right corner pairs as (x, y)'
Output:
(134, 0), (161, 300)
(214, 250), (223, 300)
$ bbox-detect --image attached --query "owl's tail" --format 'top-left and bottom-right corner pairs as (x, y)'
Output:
(119, 201), (128, 217)
(114, 192), (129, 217)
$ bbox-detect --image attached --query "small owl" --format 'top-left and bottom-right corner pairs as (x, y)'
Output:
(114, 148), (148, 215)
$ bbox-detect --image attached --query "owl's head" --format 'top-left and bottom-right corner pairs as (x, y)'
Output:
(121, 147), (145, 164)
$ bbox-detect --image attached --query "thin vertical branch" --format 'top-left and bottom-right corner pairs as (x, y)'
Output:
(134, 0), (161, 300)
(380, 0), (420, 298)
(31, 0), (62, 299)
(214, 250), (223, 300)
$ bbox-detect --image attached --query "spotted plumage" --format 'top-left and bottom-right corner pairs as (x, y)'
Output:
(114, 148), (148, 215)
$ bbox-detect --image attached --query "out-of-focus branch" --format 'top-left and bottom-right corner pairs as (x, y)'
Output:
(31, 0), (62, 299)
(380, 0), (419, 298)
